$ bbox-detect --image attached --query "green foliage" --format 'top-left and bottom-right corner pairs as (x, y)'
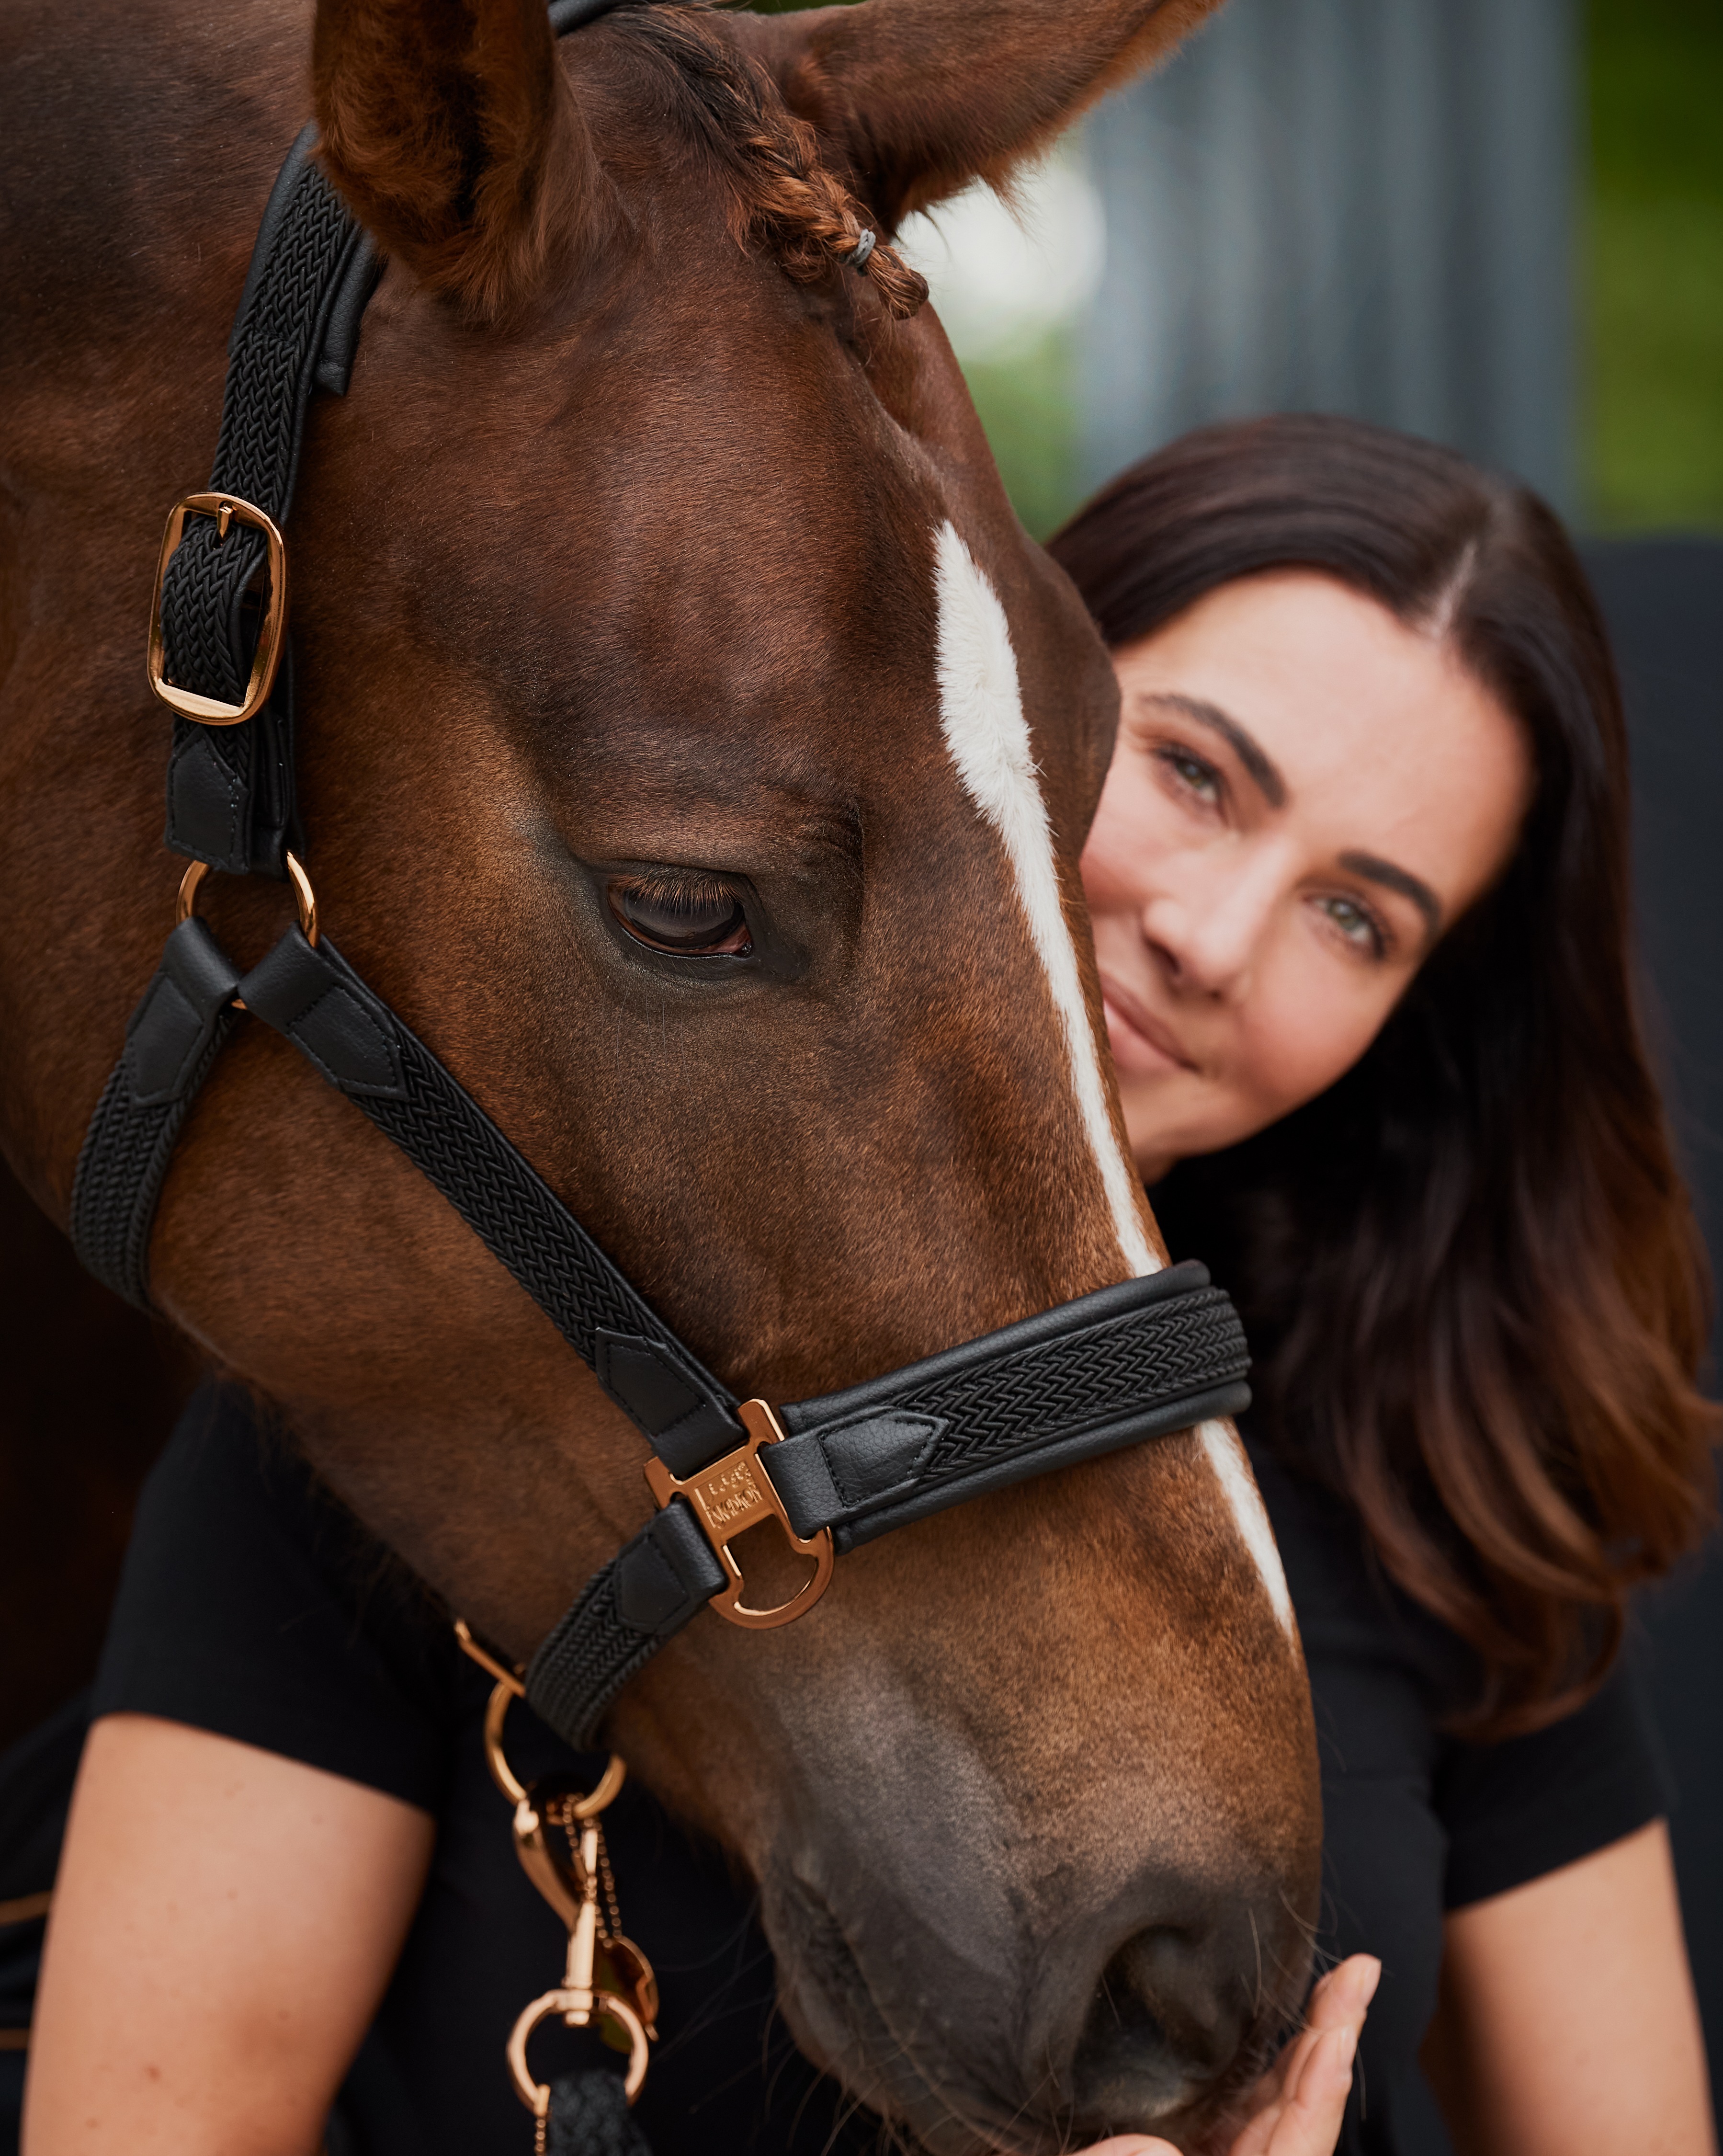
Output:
(1586, 0), (1723, 528)
(960, 332), (1088, 543)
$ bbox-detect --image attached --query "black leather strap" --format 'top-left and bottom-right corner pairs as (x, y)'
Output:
(526, 1502), (729, 1749)
(238, 928), (744, 1457)
(770, 1265), (1248, 1549)
(160, 129), (376, 878)
(69, 921), (245, 1309)
(72, 919), (1251, 1753)
(526, 1265), (1249, 1747)
(156, 0), (646, 878)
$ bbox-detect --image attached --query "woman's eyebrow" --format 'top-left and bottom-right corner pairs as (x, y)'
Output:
(1138, 692), (1288, 808)
(1339, 850), (1442, 939)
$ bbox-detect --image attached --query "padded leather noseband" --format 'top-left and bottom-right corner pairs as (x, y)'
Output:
(71, 5), (1252, 1752)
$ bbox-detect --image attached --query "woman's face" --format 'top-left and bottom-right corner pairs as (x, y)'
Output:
(1081, 570), (1532, 1179)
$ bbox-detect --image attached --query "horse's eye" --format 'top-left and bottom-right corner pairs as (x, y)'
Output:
(607, 875), (753, 957)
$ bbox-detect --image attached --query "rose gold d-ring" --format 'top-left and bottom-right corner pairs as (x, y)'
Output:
(506, 1988), (649, 2113)
(175, 851), (317, 946)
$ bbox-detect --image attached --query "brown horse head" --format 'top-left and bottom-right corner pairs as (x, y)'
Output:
(0, 0), (1318, 2143)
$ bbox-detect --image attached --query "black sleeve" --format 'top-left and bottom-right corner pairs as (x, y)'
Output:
(91, 1383), (463, 1812)
(1436, 1656), (1670, 1910)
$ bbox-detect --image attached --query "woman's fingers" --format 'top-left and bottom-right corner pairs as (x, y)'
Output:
(1226, 1953), (1381, 2156)
(1057, 2142), (1181, 2156)
(1014, 1958), (1383, 2156)
(1304, 1953), (1382, 2034)
(1267, 2023), (1359, 2148)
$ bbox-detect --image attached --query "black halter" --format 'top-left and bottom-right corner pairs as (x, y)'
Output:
(71, 0), (1251, 1751)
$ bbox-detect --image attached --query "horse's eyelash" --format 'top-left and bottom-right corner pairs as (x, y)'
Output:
(618, 872), (736, 910)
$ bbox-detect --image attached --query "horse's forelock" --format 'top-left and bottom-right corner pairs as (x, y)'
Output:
(607, 3), (928, 318)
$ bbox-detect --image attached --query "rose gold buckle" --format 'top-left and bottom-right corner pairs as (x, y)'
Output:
(147, 491), (288, 726)
(643, 1400), (834, 1631)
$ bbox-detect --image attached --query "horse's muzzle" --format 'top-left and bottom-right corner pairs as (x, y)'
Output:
(765, 1838), (1308, 2155)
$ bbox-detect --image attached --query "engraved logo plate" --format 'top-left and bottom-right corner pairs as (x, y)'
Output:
(693, 1458), (764, 1532)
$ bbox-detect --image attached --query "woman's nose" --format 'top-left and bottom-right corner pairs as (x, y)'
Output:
(1141, 853), (1282, 998)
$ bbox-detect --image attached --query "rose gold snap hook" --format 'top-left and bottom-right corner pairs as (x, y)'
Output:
(506, 1988), (650, 2114)
(455, 1621), (626, 1817)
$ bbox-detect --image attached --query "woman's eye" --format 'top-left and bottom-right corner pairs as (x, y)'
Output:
(607, 876), (753, 957)
(1315, 893), (1385, 957)
(1156, 746), (1222, 805)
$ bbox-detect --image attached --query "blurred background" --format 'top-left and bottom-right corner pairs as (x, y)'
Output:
(884, 0), (1723, 2098)
(894, 0), (1722, 543)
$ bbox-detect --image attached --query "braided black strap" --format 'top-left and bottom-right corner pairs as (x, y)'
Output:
(547, 2071), (653, 2156)
(69, 921), (245, 1309)
(770, 1265), (1248, 1550)
(527, 1264), (1249, 1747)
(527, 1500), (727, 1749)
(73, 916), (1250, 1751)
(159, 130), (376, 876)
(153, 0), (645, 879)
(235, 927), (743, 1458)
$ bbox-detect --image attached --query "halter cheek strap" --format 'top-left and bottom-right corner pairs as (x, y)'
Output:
(71, 12), (1253, 1758)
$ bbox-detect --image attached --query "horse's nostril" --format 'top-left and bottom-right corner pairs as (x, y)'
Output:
(1070, 1922), (1249, 2129)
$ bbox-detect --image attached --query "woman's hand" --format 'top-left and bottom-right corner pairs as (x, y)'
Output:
(1058, 1955), (1381, 2156)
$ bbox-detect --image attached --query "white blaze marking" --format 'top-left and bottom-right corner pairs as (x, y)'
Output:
(932, 527), (1287, 1628)
(1198, 1419), (1294, 1638)
(933, 521), (1157, 1279)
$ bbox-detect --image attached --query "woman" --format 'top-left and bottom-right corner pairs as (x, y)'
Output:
(23, 416), (1718, 2156)
(1050, 414), (1717, 2152)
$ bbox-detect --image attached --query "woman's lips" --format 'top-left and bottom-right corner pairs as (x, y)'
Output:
(1100, 977), (1200, 1075)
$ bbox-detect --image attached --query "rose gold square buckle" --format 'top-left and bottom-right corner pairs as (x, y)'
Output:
(643, 1400), (834, 1631)
(146, 491), (288, 726)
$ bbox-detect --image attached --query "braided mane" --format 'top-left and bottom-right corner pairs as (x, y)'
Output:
(619, 3), (929, 318)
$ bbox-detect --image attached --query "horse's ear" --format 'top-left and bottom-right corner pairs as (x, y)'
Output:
(745, 0), (1218, 229)
(312, 0), (604, 321)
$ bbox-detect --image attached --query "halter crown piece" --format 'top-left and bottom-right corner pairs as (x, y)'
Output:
(72, 11), (1252, 2116)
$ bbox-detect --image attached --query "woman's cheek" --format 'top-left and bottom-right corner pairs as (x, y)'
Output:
(1238, 979), (1394, 1130)
(1080, 759), (1173, 915)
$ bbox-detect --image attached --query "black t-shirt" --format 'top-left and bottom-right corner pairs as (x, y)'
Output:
(91, 1385), (1667, 2156)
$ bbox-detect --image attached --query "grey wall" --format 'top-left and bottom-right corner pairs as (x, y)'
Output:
(1080, 0), (1578, 509)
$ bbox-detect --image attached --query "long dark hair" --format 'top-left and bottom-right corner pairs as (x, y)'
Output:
(1050, 414), (1719, 1737)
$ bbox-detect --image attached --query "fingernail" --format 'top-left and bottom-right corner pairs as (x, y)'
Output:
(1355, 1956), (1382, 2008)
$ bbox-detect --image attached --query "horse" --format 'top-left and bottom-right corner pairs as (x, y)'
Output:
(0, 0), (1322, 2145)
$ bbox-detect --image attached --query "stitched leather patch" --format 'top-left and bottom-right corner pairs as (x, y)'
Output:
(596, 1331), (738, 1468)
(165, 730), (245, 869)
(125, 919), (241, 1106)
(240, 931), (405, 1097)
(289, 984), (402, 1095)
(596, 1333), (703, 1436)
(614, 1531), (695, 1634)
(820, 1411), (944, 1506)
(125, 973), (204, 1104)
